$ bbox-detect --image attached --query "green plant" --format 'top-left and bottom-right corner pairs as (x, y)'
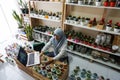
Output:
(18, 0), (29, 14)
(24, 24), (33, 41)
(12, 10), (23, 28)
(18, 0), (28, 9)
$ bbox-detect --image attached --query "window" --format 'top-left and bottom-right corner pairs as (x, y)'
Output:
(0, 0), (20, 43)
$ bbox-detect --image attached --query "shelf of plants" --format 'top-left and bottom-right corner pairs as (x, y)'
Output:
(64, 22), (120, 36)
(30, 13), (61, 22)
(33, 29), (53, 37)
(67, 39), (120, 57)
(66, 49), (120, 70)
(65, 3), (120, 10)
(30, 0), (63, 4)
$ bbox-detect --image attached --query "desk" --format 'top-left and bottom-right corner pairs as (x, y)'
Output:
(14, 56), (69, 80)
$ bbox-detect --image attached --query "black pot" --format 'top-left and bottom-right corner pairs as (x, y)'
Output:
(21, 8), (29, 14)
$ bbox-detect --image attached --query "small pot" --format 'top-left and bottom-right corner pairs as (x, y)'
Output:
(104, 1), (109, 7)
(95, 2), (101, 6)
(110, 1), (116, 7)
(78, 1), (83, 5)
(106, 26), (112, 31)
(114, 28), (120, 33)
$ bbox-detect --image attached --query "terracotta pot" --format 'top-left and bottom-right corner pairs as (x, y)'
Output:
(110, 1), (116, 7)
(104, 1), (109, 6)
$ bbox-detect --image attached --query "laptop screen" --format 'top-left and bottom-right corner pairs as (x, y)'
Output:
(17, 47), (28, 66)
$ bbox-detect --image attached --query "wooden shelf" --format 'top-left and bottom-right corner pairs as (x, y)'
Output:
(30, 14), (61, 23)
(65, 3), (120, 10)
(67, 39), (120, 57)
(64, 22), (120, 36)
(66, 49), (120, 70)
(33, 29), (53, 37)
(30, 0), (63, 4)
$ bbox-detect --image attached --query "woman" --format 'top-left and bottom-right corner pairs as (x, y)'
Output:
(40, 28), (68, 64)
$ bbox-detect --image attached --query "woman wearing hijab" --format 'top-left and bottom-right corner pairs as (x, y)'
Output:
(40, 28), (68, 64)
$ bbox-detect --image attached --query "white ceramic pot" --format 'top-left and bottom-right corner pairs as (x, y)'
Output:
(80, 22), (85, 26)
(66, 0), (71, 3)
(95, 2), (101, 7)
(78, 1), (83, 5)
(74, 21), (79, 25)
(106, 26), (112, 31)
(114, 28), (120, 33)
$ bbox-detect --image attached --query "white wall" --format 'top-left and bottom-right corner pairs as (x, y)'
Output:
(0, 0), (21, 43)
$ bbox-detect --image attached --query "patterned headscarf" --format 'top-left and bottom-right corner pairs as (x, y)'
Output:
(50, 28), (66, 56)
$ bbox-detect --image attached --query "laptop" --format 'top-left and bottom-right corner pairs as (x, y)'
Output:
(17, 47), (40, 66)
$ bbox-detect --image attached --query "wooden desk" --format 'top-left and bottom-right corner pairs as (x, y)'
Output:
(14, 56), (69, 80)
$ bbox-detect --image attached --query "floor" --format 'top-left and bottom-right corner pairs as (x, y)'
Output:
(0, 37), (35, 80)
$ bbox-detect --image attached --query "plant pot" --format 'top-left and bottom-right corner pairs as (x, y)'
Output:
(80, 22), (85, 26)
(21, 8), (29, 14)
(110, 1), (116, 7)
(95, 2), (101, 6)
(114, 28), (120, 33)
(106, 26), (112, 31)
(104, 1), (109, 7)
(96, 24), (104, 30)
(66, 0), (71, 3)
(78, 1), (83, 5)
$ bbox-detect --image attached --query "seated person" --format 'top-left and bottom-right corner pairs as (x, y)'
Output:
(40, 28), (68, 64)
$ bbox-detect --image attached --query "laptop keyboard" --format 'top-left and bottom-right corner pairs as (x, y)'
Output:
(28, 53), (34, 65)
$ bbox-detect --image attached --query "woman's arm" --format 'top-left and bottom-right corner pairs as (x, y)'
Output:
(53, 41), (67, 60)
(40, 41), (52, 56)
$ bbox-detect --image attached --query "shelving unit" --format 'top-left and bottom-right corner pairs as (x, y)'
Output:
(66, 49), (120, 70)
(64, 22), (120, 36)
(28, 0), (120, 74)
(64, 1), (120, 71)
(67, 39), (120, 57)
(65, 3), (120, 10)
(30, 13), (61, 23)
(33, 29), (53, 37)
(29, 0), (65, 28)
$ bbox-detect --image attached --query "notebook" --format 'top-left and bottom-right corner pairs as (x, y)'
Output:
(17, 47), (40, 66)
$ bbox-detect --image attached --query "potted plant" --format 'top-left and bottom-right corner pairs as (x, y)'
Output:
(114, 22), (120, 33)
(106, 20), (112, 31)
(18, 0), (29, 14)
(96, 18), (105, 30)
(12, 10), (23, 29)
(78, 0), (83, 5)
(95, 0), (102, 6)
(80, 17), (85, 26)
(24, 24), (34, 41)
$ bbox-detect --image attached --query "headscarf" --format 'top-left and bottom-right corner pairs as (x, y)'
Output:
(50, 28), (66, 56)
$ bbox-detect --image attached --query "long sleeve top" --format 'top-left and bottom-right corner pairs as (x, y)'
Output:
(41, 40), (67, 60)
